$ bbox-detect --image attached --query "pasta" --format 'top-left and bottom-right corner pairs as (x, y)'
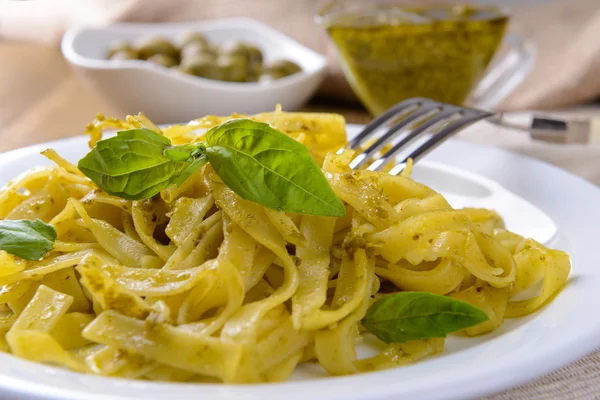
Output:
(0, 110), (570, 383)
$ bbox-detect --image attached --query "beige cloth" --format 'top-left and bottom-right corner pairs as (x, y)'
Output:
(484, 353), (600, 400)
(2, 0), (600, 110)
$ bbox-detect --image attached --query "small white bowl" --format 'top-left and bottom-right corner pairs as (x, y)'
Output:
(61, 18), (327, 123)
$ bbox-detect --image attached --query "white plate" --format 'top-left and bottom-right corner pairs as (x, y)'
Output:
(0, 126), (599, 400)
(61, 19), (327, 123)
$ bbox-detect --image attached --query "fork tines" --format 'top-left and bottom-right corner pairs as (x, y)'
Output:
(346, 98), (493, 175)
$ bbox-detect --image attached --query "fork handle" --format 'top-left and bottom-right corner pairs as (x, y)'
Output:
(487, 113), (593, 144)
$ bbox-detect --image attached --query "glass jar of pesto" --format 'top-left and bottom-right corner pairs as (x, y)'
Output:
(318, 2), (534, 116)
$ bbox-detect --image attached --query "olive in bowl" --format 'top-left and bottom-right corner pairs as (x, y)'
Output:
(177, 31), (209, 50)
(179, 54), (220, 80)
(105, 32), (303, 84)
(134, 35), (179, 60)
(109, 49), (139, 61)
(147, 54), (178, 68)
(261, 60), (302, 81)
(180, 41), (216, 60)
(217, 54), (249, 82)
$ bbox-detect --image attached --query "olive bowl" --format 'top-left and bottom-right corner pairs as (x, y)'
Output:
(61, 18), (327, 123)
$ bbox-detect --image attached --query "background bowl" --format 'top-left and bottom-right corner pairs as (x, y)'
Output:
(61, 18), (327, 123)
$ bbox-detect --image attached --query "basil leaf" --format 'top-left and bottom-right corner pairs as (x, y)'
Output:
(78, 129), (193, 200)
(164, 143), (205, 163)
(0, 219), (56, 260)
(361, 292), (489, 343)
(166, 143), (208, 186)
(175, 154), (208, 186)
(205, 119), (345, 217)
(163, 146), (195, 162)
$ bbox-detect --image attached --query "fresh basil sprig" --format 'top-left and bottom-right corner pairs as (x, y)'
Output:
(0, 219), (56, 260)
(205, 119), (344, 216)
(361, 292), (489, 343)
(77, 119), (345, 217)
(78, 128), (206, 200)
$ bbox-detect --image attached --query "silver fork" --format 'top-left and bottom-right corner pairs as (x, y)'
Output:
(345, 98), (492, 175)
(345, 97), (586, 175)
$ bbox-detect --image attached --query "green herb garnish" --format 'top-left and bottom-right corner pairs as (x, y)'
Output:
(77, 119), (345, 217)
(205, 119), (345, 216)
(361, 292), (489, 343)
(77, 128), (204, 200)
(0, 219), (56, 260)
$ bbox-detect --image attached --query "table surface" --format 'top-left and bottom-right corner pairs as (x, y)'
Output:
(2, 40), (600, 399)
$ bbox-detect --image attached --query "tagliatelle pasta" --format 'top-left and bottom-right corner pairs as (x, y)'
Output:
(0, 110), (571, 383)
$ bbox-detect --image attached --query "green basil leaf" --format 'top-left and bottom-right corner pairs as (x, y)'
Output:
(164, 143), (205, 163)
(205, 119), (345, 217)
(0, 219), (56, 260)
(163, 146), (196, 162)
(361, 292), (489, 343)
(175, 154), (208, 186)
(78, 129), (192, 200)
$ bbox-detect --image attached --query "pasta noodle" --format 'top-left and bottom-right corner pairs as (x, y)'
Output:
(0, 111), (571, 383)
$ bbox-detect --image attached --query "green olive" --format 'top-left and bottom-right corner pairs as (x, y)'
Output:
(247, 64), (262, 82)
(106, 39), (133, 58)
(246, 73), (260, 83)
(245, 45), (263, 81)
(109, 49), (139, 61)
(264, 60), (302, 78)
(245, 45), (263, 65)
(247, 66), (261, 82)
(180, 41), (216, 60)
(147, 54), (178, 68)
(177, 31), (209, 50)
(217, 54), (249, 82)
(181, 54), (220, 79)
(218, 41), (249, 58)
(134, 35), (178, 60)
(259, 70), (287, 82)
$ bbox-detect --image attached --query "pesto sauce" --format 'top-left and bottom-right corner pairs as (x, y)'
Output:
(325, 5), (508, 115)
